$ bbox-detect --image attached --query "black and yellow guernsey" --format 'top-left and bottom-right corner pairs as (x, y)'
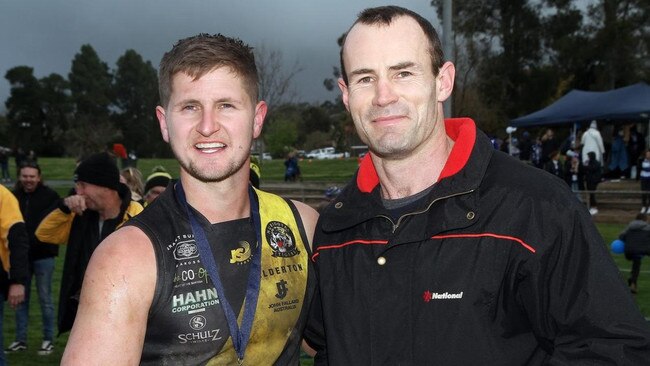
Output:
(126, 184), (314, 365)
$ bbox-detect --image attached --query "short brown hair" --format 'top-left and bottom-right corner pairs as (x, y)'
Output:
(158, 33), (259, 107)
(339, 6), (444, 85)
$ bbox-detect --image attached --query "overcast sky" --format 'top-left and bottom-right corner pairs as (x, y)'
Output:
(0, 0), (440, 113)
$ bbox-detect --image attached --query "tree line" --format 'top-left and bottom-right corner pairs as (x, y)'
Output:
(430, 0), (649, 133)
(2, 45), (164, 158)
(1, 0), (648, 158)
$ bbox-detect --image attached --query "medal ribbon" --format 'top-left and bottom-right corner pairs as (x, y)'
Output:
(175, 183), (262, 363)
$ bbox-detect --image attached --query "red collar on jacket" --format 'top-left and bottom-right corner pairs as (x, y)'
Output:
(356, 118), (476, 193)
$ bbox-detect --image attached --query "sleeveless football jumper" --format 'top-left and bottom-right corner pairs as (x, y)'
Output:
(126, 186), (314, 365)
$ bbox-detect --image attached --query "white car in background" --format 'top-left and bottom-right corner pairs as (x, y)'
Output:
(306, 147), (344, 160)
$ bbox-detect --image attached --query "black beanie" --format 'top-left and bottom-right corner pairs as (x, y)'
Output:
(74, 152), (120, 191)
(144, 171), (172, 193)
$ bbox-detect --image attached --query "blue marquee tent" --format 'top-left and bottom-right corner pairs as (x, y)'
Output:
(510, 82), (650, 127)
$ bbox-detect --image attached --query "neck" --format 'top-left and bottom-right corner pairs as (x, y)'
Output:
(374, 124), (453, 200)
(179, 173), (250, 224)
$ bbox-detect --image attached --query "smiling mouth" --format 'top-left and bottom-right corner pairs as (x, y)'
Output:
(195, 142), (225, 153)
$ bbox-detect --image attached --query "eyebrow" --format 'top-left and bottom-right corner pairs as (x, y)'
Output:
(173, 98), (200, 108)
(349, 62), (417, 78)
(389, 61), (416, 71)
(348, 68), (374, 78)
(173, 97), (241, 108)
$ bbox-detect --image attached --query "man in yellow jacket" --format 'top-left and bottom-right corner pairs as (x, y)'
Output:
(35, 152), (142, 334)
(0, 184), (29, 366)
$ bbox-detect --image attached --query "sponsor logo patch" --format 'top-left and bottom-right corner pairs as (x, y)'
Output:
(275, 279), (288, 299)
(172, 288), (220, 314)
(265, 221), (299, 257)
(174, 239), (199, 260)
(189, 315), (206, 331)
(422, 290), (464, 302)
(230, 240), (252, 264)
(177, 329), (222, 344)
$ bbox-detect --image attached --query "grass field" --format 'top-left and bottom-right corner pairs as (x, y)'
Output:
(2, 159), (648, 364)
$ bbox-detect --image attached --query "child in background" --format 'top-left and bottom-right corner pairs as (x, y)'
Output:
(619, 213), (650, 294)
(640, 150), (650, 214)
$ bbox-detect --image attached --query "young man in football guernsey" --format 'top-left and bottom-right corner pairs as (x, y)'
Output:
(61, 34), (318, 365)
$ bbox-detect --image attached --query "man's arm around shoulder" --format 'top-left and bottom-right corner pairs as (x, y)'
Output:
(61, 226), (156, 365)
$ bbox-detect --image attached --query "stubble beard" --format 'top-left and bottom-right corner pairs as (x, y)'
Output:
(360, 105), (415, 159)
(360, 122), (417, 160)
(171, 141), (247, 183)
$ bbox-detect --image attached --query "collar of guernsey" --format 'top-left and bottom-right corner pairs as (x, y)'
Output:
(356, 117), (477, 193)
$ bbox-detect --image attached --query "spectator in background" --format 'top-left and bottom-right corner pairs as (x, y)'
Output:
(7, 162), (60, 355)
(608, 128), (629, 179)
(284, 151), (300, 182)
(518, 131), (532, 162)
(127, 150), (138, 168)
(540, 128), (559, 167)
(581, 120), (605, 165)
(627, 125), (645, 180)
(618, 213), (650, 294)
(584, 151), (602, 215)
(564, 150), (583, 197)
(0, 185), (29, 366)
(531, 133), (543, 168)
(0, 148), (10, 183)
(544, 150), (565, 180)
(112, 143), (128, 168)
(35, 152), (143, 335)
(120, 167), (145, 204)
(26, 150), (37, 164)
(640, 150), (650, 214)
(143, 167), (172, 206)
(14, 147), (26, 177)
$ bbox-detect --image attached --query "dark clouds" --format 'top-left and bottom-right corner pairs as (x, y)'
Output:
(0, 0), (439, 112)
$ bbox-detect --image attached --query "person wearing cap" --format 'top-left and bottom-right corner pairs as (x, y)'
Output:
(143, 167), (172, 205)
(35, 152), (143, 335)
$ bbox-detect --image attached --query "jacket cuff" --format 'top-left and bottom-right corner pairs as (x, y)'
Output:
(58, 198), (71, 214)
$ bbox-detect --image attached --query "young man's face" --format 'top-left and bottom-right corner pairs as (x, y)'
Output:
(339, 16), (453, 160)
(156, 67), (266, 183)
(19, 166), (41, 193)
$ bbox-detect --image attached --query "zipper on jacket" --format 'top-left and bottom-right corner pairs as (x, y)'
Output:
(377, 189), (475, 233)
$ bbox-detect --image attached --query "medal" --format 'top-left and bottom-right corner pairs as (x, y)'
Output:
(175, 183), (262, 362)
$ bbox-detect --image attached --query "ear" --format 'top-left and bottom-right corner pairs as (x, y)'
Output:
(155, 106), (170, 143)
(252, 101), (267, 139)
(338, 78), (351, 112)
(436, 61), (455, 103)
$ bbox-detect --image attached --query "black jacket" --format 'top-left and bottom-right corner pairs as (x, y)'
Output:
(36, 184), (142, 334)
(620, 220), (650, 256)
(13, 184), (60, 261)
(306, 118), (650, 365)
